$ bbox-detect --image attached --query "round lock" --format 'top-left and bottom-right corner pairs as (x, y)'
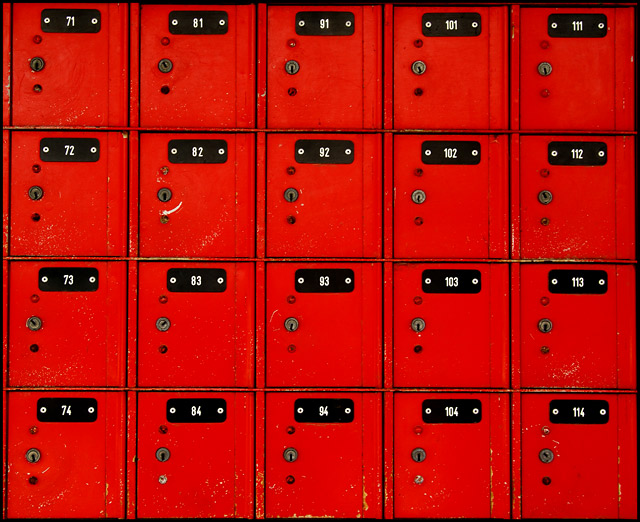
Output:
(538, 190), (553, 205)
(538, 318), (553, 333)
(158, 58), (173, 73)
(411, 318), (426, 333)
(284, 317), (299, 332)
(28, 186), (44, 201)
(26, 316), (42, 331)
(157, 188), (172, 202)
(411, 190), (426, 204)
(25, 448), (41, 463)
(539, 448), (554, 463)
(411, 60), (426, 75)
(537, 62), (552, 76)
(411, 448), (426, 463)
(285, 60), (300, 75)
(30, 57), (45, 72)
(283, 188), (299, 202)
(156, 317), (171, 332)
(283, 447), (298, 462)
(155, 447), (171, 462)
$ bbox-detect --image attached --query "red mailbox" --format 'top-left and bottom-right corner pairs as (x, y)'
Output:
(137, 262), (254, 388)
(266, 134), (382, 258)
(10, 131), (127, 257)
(137, 392), (254, 518)
(394, 263), (509, 388)
(6, 391), (125, 519)
(516, 135), (635, 260)
(267, 5), (382, 129)
(516, 263), (636, 389)
(266, 262), (382, 387)
(11, 3), (127, 126)
(139, 133), (255, 258)
(394, 392), (510, 518)
(9, 261), (126, 387)
(265, 392), (382, 518)
(139, 5), (255, 128)
(521, 393), (637, 519)
(518, 7), (635, 131)
(394, 134), (508, 259)
(393, 6), (508, 130)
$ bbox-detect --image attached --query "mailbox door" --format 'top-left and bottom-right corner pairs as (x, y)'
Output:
(393, 6), (507, 130)
(137, 392), (254, 519)
(139, 133), (255, 258)
(394, 134), (508, 259)
(137, 262), (254, 388)
(266, 134), (382, 258)
(265, 392), (382, 518)
(521, 393), (637, 518)
(10, 131), (127, 257)
(518, 136), (635, 260)
(519, 264), (636, 389)
(9, 261), (127, 387)
(6, 391), (125, 519)
(266, 262), (382, 387)
(394, 263), (509, 388)
(139, 5), (255, 128)
(519, 7), (635, 131)
(267, 5), (382, 129)
(394, 392), (510, 518)
(12, 3), (127, 126)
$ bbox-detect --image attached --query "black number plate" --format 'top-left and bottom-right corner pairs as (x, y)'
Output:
(168, 140), (227, 164)
(169, 11), (228, 35)
(40, 138), (100, 162)
(167, 268), (226, 293)
(41, 9), (101, 33)
(37, 398), (98, 422)
(548, 270), (608, 294)
(548, 142), (607, 166)
(422, 13), (481, 37)
(422, 270), (481, 294)
(166, 398), (227, 423)
(294, 398), (354, 423)
(295, 12), (355, 36)
(38, 267), (99, 292)
(421, 141), (481, 165)
(295, 140), (354, 164)
(550, 400), (609, 424)
(548, 14), (607, 38)
(422, 399), (482, 423)
(295, 269), (354, 293)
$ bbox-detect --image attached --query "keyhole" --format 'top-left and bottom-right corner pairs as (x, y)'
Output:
(157, 188), (172, 202)
(156, 447), (171, 462)
(285, 60), (299, 75)
(283, 188), (299, 202)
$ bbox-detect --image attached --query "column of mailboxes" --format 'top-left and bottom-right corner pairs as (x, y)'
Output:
(2, 4), (637, 520)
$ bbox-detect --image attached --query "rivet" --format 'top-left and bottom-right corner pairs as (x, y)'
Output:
(541, 89), (551, 98)
(287, 344), (296, 353)
(414, 345), (423, 354)
(29, 426), (39, 434)
(159, 345), (168, 354)
(33, 35), (42, 44)
(159, 425), (168, 434)
(542, 477), (551, 485)
(413, 296), (422, 305)
(161, 37), (170, 46)
(288, 87), (297, 96)
(540, 217), (550, 226)
(287, 215), (296, 224)
(30, 294), (39, 303)
(29, 344), (39, 353)
(414, 168), (423, 177)
(414, 217), (423, 226)
(287, 426), (296, 434)
(286, 475), (295, 484)
(540, 346), (550, 354)
(287, 166), (296, 175)
(159, 295), (168, 304)
(287, 295), (296, 304)
(540, 168), (550, 178)
(540, 296), (549, 306)
(413, 39), (423, 48)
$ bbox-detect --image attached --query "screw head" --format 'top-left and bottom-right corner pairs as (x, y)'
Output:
(286, 475), (295, 484)
(159, 425), (168, 434)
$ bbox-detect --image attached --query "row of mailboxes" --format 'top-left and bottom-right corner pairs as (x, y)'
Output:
(7, 132), (635, 259)
(6, 5), (635, 130)
(5, 391), (637, 519)
(7, 261), (635, 389)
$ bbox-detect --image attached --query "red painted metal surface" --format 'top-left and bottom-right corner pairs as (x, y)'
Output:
(6, 391), (125, 519)
(394, 392), (510, 518)
(8, 260), (127, 387)
(10, 131), (128, 257)
(11, 3), (128, 127)
(136, 391), (254, 518)
(137, 261), (254, 388)
(393, 6), (508, 130)
(393, 262), (509, 388)
(266, 5), (382, 129)
(138, 133), (255, 258)
(139, 4), (255, 128)
(265, 392), (382, 519)
(265, 262), (382, 387)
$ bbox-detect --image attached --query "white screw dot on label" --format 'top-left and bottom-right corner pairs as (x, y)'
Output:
(89, 277), (96, 283)
(43, 147), (49, 153)
(217, 277), (224, 284)
(345, 149), (352, 155)
(425, 21), (432, 28)
(40, 407), (47, 413)
(44, 18), (50, 24)
(600, 409), (606, 415)
(472, 278), (479, 284)
(91, 18), (98, 24)
(297, 407), (304, 413)
(298, 148), (304, 155)
(170, 277), (177, 284)
(472, 150), (479, 156)
(598, 23), (605, 29)
(171, 148), (178, 155)
(217, 408), (224, 414)
(425, 278), (431, 284)
(424, 149), (431, 156)
(599, 279), (605, 285)
(345, 21), (352, 27)
(551, 151), (558, 157)
(297, 277), (304, 284)
(472, 22), (478, 28)
(219, 20), (226, 26)
(551, 22), (558, 29)
(298, 20), (305, 27)
(90, 147), (97, 153)
(171, 19), (178, 26)
(41, 276), (48, 283)
(218, 148), (225, 155)
(598, 151), (605, 157)
(345, 278), (352, 284)
(425, 408), (432, 414)
(88, 407), (95, 413)
(170, 408), (176, 413)
(551, 279), (558, 285)
(552, 409), (559, 415)
(473, 408), (479, 414)
(344, 408), (352, 414)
